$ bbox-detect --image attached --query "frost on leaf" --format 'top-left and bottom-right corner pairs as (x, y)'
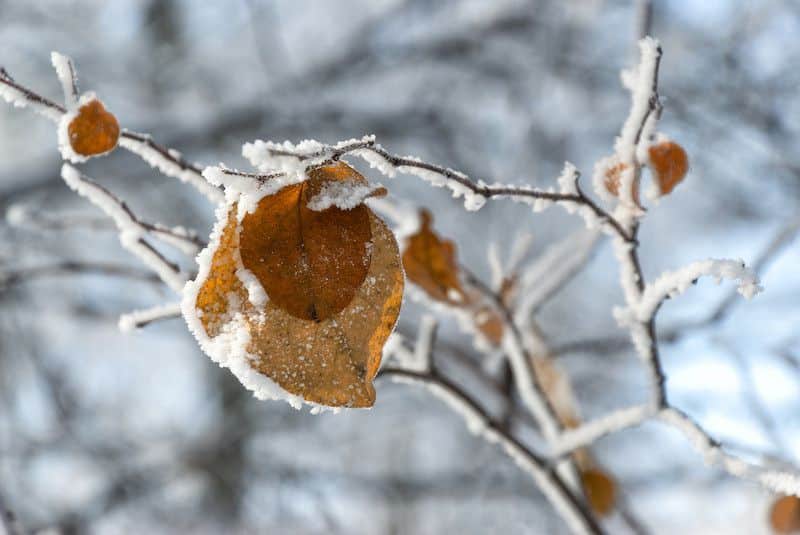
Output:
(184, 162), (403, 409)
(239, 163), (376, 321)
(65, 99), (120, 157)
(402, 209), (468, 305)
(648, 140), (689, 195)
(581, 468), (617, 516)
(603, 160), (641, 205)
(770, 495), (800, 534)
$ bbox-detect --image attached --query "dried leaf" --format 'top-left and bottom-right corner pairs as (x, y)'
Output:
(770, 495), (800, 534)
(239, 163), (373, 321)
(194, 201), (403, 408)
(603, 161), (640, 204)
(648, 140), (689, 195)
(581, 468), (617, 516)
(402, 209), (467, 305)
(67, 100), (119, 156)
(474, 305), (504, 346)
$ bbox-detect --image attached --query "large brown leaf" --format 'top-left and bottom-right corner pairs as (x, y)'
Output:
(193, 201), (403, 408)
(402, 209), (467, 305)
(239, 163), (374, 321)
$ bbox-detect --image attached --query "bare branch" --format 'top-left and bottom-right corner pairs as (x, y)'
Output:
(379, 367), (604, 535)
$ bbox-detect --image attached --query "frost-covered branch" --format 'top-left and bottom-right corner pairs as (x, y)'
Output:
(659, 408), (800, 496)
(239, 137), (634, 242)
(551, 405), (654, 458)
(0, 59), (222, 204)
(60, 164), (187, 292)
(379, 367), (604, 535)
(118, 302), (182, 332)
(118, 131), (223, 203)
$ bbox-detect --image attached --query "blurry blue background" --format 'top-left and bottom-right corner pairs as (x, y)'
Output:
(0, 1), (798, 533)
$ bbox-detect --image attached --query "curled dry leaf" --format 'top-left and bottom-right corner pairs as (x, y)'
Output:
(648, 140), (689, 195)
(402, 209), (468, 305)
(603, 161), (640, 205)
(186, 163), (403, 408)
(581, 468), (617, 517)
(67, 99), (120, 156)
(770, 495), (800, 534)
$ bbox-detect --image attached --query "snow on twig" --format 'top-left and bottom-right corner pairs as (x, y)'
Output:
(659, 408), (800, 496)
(118, 302), (182, 332)
(0, 66), (65, 121)
(380, 367), (603, 535)
(50, 51), (78, 109)
(119, 131), (223, 203)
(239, 135), (633, 241)
(60, 164), (187, 292)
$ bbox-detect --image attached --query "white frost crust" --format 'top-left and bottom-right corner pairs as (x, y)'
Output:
(118, 302), (181, 333)
(659, 408), (800, 497)
(118, 135), (223, 204)
(202, 165), (306, 214)
(636, 258), (762, 319)
(350, 145), (487, 211)
(51, 51), (78, 108)
(591, 154), (621, 203)
(306, 180), (385, 211)
(180, 200), (339, 414)
(243, 138), (326, 173)
(615, 37), (661, 165)
(551, 404), (653, 456)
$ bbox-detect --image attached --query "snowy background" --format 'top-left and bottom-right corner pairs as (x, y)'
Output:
(1, 0), (799, 533)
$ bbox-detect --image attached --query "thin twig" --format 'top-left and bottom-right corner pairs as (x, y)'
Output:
(379, 367), (604, 535)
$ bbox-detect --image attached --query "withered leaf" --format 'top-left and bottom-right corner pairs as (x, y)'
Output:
(581, 468), (617, 517)
(194, 201), (403, 408)
(68, 100), (120, 156)
(475, 305), (504, 346)
(603, 161), (640, 205)
(239, 163), (374, 322)
(770, 495), (800, 534)
(402, 209), (468, 305)
(649, 140), (689, 195)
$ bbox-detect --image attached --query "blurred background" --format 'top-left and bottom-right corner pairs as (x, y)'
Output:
(0, 0), (799, 533)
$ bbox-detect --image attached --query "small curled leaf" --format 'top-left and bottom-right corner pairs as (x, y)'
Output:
(402, 209), (468, 305)
(603, 161), (640, 205)
(770, 495), (800, 534)
(648, 140), (689, 195)
(581, 468), (616, 516)
(67, 99), (120, 157)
